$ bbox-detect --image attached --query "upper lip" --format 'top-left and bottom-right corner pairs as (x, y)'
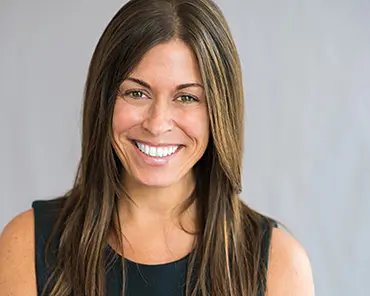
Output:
(132, 139), (183, 147)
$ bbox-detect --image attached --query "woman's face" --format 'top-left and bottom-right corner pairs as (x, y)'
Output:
(112, 40), (209, 188)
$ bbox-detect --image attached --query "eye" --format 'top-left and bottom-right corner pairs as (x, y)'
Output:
(175, 95), (199, 104)
(125, 90), (147, 99)
(118, 89), (148, 100)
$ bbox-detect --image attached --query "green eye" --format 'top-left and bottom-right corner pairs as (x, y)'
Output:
(118, 89), (146, 99)
(176, 95), (198, 103)
(129, 90), (145, 98)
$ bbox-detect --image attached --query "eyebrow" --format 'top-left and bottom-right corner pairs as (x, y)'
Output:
(125, 77), (204, 91)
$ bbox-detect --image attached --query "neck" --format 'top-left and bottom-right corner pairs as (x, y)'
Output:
(117, 171), (197, 226)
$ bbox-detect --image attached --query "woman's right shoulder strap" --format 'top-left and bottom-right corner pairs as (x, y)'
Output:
(32, 198), (65, 295)
(32, 199), (65, 248)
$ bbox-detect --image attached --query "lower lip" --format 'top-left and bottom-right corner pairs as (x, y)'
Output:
(132, 141), (183, 167)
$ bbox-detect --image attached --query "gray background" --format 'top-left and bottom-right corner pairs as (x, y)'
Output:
(1, 0), (369, 295)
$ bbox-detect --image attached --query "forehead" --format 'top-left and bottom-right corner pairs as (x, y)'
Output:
(128, 40), (203, 87)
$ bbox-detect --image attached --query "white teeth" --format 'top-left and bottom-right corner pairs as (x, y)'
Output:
(135, 141), (179, 158)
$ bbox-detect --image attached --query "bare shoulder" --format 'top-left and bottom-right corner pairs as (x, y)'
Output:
(265, 227), (315, 296)
(0, 209), (37, 296)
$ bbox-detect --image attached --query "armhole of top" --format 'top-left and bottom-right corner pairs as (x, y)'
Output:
(261, 219), (278, 269)
(32, 199), (64, 296)
(259, 218), (278, 295)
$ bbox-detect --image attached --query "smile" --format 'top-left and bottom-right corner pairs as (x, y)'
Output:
(134, 141), (180, 158)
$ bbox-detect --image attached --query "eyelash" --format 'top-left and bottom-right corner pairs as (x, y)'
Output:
(122, 90), (199, 104)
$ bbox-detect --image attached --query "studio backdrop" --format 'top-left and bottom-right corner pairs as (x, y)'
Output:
(1, 1), (369, 295)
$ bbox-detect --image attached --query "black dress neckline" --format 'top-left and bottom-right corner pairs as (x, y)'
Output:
(105, 243), (192, 268)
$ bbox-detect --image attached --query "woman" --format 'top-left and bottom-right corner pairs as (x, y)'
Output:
(0, 0), (314, 295)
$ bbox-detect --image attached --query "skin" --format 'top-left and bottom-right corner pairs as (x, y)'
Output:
(0, 39), (315, 295)
(111, 40), (209, 264)
(266, 229), (315, 295)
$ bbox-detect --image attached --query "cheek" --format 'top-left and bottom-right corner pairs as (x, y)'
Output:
(112, 100), (143, 136)
(179, 107), (210, 144)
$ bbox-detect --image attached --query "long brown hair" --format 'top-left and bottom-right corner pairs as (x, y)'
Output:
(44, 0), (275, 295)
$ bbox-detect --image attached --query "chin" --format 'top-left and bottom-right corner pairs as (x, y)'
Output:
(133, 171), (182, 188)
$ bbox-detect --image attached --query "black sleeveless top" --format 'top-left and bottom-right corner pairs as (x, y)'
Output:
(32, 199), (275, 296)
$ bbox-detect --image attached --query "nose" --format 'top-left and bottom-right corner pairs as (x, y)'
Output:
(142, 99), (174, 136)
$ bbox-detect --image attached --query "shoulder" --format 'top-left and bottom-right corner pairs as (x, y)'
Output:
(0, 209), (37, 296)
(265, 227), (315, 296)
